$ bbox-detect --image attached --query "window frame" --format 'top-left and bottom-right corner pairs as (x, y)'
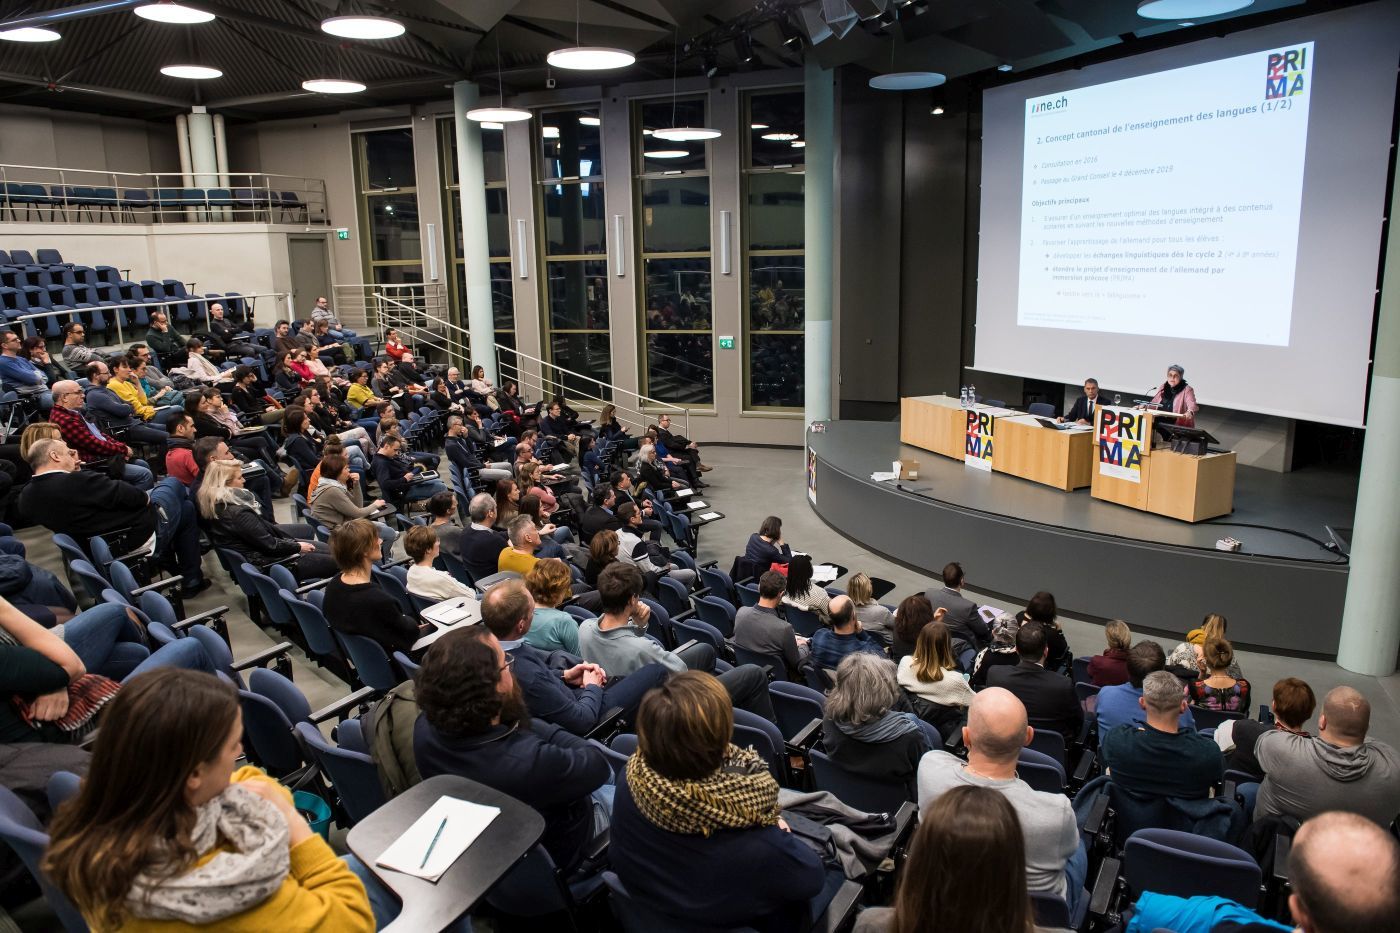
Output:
(351, 127), (424, 288)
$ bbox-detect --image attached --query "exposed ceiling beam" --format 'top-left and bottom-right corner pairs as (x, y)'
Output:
(0, 0), (141, 31)
(0, 70), (189, 108)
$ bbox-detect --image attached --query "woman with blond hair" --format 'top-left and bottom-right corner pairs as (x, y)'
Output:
(18, 421), (60, 461)
(1168, 612), (1243, 680)
(897, 621), (975, 709)
(847, 572), (894, 647)
(1088, 619), (1133, 687)
(199, 459), (336, 581)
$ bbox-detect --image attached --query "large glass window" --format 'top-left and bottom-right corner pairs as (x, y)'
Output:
(635, 97), (713, 406)
(439, 120), (515, 374)
(354, 128), (423, 290)
(744, 90), (805, 409)
(538, 107), (609, 398)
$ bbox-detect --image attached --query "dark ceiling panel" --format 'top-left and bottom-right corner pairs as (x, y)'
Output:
(943, 0), (1075, 60)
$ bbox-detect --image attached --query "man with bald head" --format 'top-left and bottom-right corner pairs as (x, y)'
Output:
(47, 379), (153, 489)
(917, 687), (1085, 911)
(808, 595), (884, 672)
(1253, 685), (1400, 827)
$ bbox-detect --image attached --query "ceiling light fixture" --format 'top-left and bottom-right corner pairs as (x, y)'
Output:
(791, 140), (806, 148)
(751, 122), (769, 130)
(930, 105), (945, 115)
(467, 33), (532, 124)
(161, 64), (222, 79)
(702, 49), (720, 78)
(548, 0), (635, 70)
(869, 71), (946, 90)
(0, 26), (60, 42)
(997, 62), (1013, 72)
(542, 126), (560, 138)
(302, 78), (366, 94)
(644, 149), (690, 159)
(1136, 0), (1253, 19)
(134, 2), (214, 24)
(653, 27), (721, 142)
(761, 132), (799, 141)
(579, 115), (601, 126)
(321, 15), (405, 40)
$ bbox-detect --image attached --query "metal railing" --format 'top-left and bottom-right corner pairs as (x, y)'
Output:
(14, 291), (289, 347)
(0, 163), (328, 225)
(332, 282), (449, 339)
(370, 291), (690, 438)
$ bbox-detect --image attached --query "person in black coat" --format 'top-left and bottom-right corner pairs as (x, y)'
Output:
(744, 515), (792, 569)
(460, 492), (510, 581)
(322, 518), (421, 656)
(580, 485), (622, 543)
(985, 621), (1083, 743)
(1060, 378), (1108, 425)
(196, 460), (337, 581)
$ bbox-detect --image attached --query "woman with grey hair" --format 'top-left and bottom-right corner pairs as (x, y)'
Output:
(970, 612), (1022, 688)
(820, 652), (934, 800)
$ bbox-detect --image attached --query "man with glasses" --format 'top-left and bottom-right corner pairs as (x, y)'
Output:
(82, 360), (170, 446)
(0, 330), (51, 411)
(60, 322), (100, 371)
(47, 380), (153, 490)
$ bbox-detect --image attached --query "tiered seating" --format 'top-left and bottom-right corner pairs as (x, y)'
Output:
(2, 183), (310, 224)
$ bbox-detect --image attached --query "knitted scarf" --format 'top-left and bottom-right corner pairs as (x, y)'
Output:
(627, 744), (779, 837)
(126, 783), (290, 923)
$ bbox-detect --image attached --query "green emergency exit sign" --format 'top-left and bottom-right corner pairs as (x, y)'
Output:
(336, 228), (350, 240)
(718, 336), (734, 349)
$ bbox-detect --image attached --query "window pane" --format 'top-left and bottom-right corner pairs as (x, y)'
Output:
(482, 125), (507, 184)
(546, 259), (609, 330)
(496, 330), (518, 382)
(361, 129), (416, 190)
(750, 333), (804, 408)
(638, 98), (708, 173)
(539, 109), (603, 179)
(747, 173), (804, 250)
(368, 195), (420, 261)
(372, 266), (423, 285)
(749, 91), (805, 169)
(749, 256), (805, 330)
(550, 332), (612, 397)
(640, 177), (710, 253)
(490, 261), (513, 330)
(542, 182), (606, 255)
(486, 187), (510, 258)
(647, 333), (713, 405)
(644, 258), (711, 329)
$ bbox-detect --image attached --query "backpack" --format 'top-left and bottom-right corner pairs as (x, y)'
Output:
(364, 679), (422, 799)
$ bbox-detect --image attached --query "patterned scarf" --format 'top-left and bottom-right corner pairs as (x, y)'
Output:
(126, 783), (290, 923)
(626, 744), (779, 837)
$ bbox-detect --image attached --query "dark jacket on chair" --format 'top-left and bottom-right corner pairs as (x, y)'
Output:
(986, 659), (1083, 742)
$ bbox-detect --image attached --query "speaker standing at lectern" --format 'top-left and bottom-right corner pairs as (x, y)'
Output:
(1059, 378), (1105, 425)
(1144, 364), (1199, 428)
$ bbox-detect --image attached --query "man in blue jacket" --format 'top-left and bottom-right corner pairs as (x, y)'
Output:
(82, 360), (170, 446)
(0, 329), (51, 410)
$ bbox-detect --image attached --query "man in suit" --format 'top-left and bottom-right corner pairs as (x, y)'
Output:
(1059, 378), (1106, 425)
(924, 561), (990, 655)
(656, 413), (711, 475)
(580, 484), (622, 543)
(461, 491), (509, 581)
(987, 621), (1083, 743)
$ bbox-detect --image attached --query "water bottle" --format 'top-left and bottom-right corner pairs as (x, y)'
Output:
(959, 386), (968, 407)
(968, 384), (977, 406)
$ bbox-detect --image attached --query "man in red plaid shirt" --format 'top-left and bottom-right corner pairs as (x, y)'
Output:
(48, 380), (154, 490)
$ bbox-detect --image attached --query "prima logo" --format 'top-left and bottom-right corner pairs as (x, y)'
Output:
(1265, 47), (1308, 100)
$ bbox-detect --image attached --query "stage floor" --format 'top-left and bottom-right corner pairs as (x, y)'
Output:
(813, 420), (1356, 563)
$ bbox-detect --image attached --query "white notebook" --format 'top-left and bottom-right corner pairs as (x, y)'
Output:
(374, 796), (500, 882)
(698, 512), (721, 521)
(675, 488), (694, 497)
(687, 500), (708, 509)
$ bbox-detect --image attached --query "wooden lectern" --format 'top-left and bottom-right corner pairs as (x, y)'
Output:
(1090, 407), (1236, 522)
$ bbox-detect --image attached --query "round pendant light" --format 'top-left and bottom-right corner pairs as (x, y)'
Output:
(652, 127), (720, 142)
(466, 107), (531, 123)
(761, 132), (798, 141)
(135, 2), (214, 24)
(321, 15), (405, 39)
(0, 26), (61, 42)
(302, 78), (366, 94)
(547, 47), (635, 71)
(161, 64), (222, 79)
(869, 71), (946, 90)
(644, 149), (690, 159)
(1136, 0), (1253, 18)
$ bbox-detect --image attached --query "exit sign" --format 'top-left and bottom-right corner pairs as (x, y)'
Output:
(336, 228), (350, 240)
(718, 335), (735, 349)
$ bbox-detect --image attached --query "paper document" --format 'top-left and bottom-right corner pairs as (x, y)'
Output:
(698, 512), (721, 521)
(687, 500), (708, 509)
(870, 472), (899, 483)
(675, 488), (694, 497)
(812, 564), (839, 584)
(375, 796), (499, 882)
(493, 437), (509, 446)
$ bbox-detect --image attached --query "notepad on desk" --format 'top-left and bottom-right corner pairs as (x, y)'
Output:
(698, 512), (721, 521)
(675, 488), (694, 497)
(687, 500), (708, 509)
(811, 564), (839, 584)
(375, 796), (499, 882)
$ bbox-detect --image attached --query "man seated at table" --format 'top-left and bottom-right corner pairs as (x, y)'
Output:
(1059, 377), (1106, 425)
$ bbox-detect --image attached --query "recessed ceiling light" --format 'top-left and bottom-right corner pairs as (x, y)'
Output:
(321, 15), (405, 40)
(302, 78), (366, 94)
(161, 64), (222, 79)
(1136, 0), (1253, 20)
(997, 63), (1013, 72)
(0, 26), (61, 42)
(134, 2), (214, 24)
(761, 132), (799, 141)
(931, 105), (945, 115)
(751, 123), (769, 130)
(578, 115), (601, 126)
(645, 149), (690, 159)
(546, 47), (635, 71)
(869, 71), (946, 90)
(652, 127), (721, 141)
(542, 126), (560, 139)
(791, 140), (806, 148)
(466, 107), (532, 123)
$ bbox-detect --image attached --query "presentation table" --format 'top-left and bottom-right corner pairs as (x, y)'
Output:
(1089, 407), (1237, 522)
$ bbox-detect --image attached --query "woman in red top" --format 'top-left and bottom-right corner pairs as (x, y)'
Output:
(1088, 619), (1132, 687)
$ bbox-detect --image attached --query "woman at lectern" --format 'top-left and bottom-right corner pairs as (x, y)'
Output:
(1147, 364), (1199, 428)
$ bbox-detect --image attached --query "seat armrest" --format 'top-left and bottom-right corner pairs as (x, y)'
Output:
(385, 556), (413, 569)
(129, 575), (183, 598)
(698, 559), (718, 570)
(1273, 833), (1291, 883)
(1087, 855), (1123, 924)
(295, 577), (334, 595)
(690, 585), (712, 600)
(892, 801), (918, 846)
(1082, 788), (1111, 836)
(670, 607), (695, 623)
(672, 639), (698, 656)
(170, 606), (231, 633)
(1071, 750), (1097, 789)
(309, 686), (380, 724)
(816, 879), (864, 933)
(787, 717), (823, 752)
(232, 641), (294, 672)
(584, 706), (626, 741)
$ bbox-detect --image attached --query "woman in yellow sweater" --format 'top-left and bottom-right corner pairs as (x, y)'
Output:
(43, 669), (375, 933)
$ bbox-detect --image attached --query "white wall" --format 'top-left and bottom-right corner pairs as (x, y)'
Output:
(0, 104), (177, 178)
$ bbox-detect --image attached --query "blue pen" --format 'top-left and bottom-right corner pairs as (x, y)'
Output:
(420, 816), (448, 869)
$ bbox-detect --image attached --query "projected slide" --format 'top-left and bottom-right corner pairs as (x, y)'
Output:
(1017, 44), (1313, 346)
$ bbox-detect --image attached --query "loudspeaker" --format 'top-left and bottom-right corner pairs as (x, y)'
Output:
(796, 2), (833, 44)
(820, 0), (859, 37)
(848, 0), (889, 19)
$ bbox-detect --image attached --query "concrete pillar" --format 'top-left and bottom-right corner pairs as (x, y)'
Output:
(452, 81), (500, 382)
(1337, 180), (1400, 675)
(804, 60), (834, 424)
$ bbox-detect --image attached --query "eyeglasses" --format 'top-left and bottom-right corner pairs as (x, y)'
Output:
(499, 655), (516, 673)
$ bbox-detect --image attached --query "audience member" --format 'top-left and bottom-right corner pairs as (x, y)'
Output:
(404, 525), (474, 601)
(1100, 670), (1223, 799)
(498, 513), (542, 575)
(425, 491), (463, 561)
(1215, 677), (1315, 781)
(413, 625), (612, 874)
(83, 360), (169, 446)
(0, 329), (52, 411)
(610, 671), (830, 932)
(198, 460), (337, 581)
(890, 593), (937, 663)
(809, 595), (883, 671)
(522, 559), (584, 655)
(855, 785), (1041, 933)
(43, 669), (374, 932)
(616, 502), (692, 585)
(987, 621), (1083, 743)
(1088, 619), (1132, 687)
(1168, 612), (1243, 680)
(898, 620), (976, 711)
(1190, 637), (1251, 712)
(781, 554), (831, 624)
(163, 412), (199, 485)
(744, 515), (792, 569)
(1096, 640), (1198, 733)
(59, 321), (99, 370)
(307, 450), (397, 555)
(846, 572), (894, 647)
(372, 433), (448, 506)
(733, 569), (809, 677)
(1020, 591), (1071, 673)
(916, 687), (1084, 913)
(1253, 685), (1400, 827)
(461, 492), (509, 582)
(970, 613), (1022, 688)
(48, 379), (153, 489)
(323, 519), (420, 656)
(923, 561), (990, 656)
(821, 652), (934, 798)
(584, 528), (620, 587)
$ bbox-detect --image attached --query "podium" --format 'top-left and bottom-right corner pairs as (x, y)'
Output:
(1090, 407), (1236, 522)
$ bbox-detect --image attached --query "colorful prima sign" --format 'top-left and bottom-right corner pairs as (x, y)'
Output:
(1097, 406), (1146, 483)
(964, 410), (994, 472)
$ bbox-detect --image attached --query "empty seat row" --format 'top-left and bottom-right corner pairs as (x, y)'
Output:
(0, 273), (247, 338)
(1, 183), (310, 223)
